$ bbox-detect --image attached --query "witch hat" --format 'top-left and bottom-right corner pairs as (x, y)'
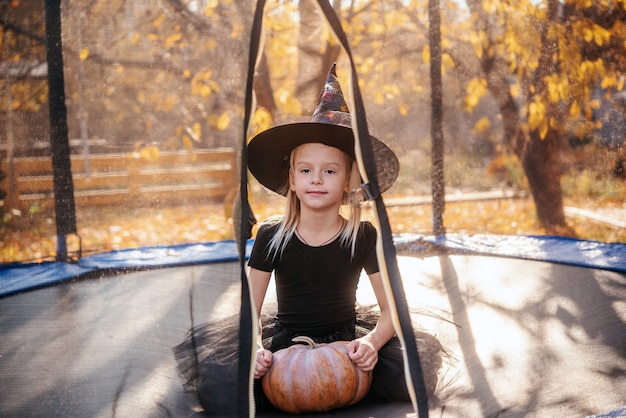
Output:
(247, 63), (399, 196)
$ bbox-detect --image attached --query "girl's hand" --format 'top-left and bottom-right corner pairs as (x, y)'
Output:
(346, 338), (378, 371)
(254, 348), (273, 379)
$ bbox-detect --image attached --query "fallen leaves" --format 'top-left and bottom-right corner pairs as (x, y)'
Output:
(1, 196), (624, 264)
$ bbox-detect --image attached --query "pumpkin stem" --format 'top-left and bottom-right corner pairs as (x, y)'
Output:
(292, 336), (316, 348)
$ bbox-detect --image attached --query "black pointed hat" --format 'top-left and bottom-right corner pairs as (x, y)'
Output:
(247, 63), (399, 196)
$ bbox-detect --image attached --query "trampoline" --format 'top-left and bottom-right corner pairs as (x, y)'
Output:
(2, 0), (626, 417)
(1, 237), (625, 417)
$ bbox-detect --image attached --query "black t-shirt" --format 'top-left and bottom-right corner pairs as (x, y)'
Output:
(248, 221), (379, 336)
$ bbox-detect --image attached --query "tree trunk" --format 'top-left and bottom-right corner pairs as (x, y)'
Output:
(465, 0), (574, 235)
(519, 129), (573, 235)
(296, 0), (341, 115)
(253, 53), (276, 116)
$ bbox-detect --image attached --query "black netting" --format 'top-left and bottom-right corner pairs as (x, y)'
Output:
(0, 1), (625, 417)
(1, 0), (624, 263)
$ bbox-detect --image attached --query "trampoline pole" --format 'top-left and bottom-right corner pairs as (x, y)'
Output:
(57, 234), (67, 261)
(45, 0), (78, 261)
(429, 0), (446, 237)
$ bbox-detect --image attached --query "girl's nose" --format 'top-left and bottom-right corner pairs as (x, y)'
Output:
(311, 171), (322, 184)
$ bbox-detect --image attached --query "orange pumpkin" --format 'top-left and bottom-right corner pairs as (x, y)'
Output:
(261, 336), (372, 414)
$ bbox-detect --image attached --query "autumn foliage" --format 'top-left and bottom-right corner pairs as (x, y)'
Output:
(1, 0), (624, 263)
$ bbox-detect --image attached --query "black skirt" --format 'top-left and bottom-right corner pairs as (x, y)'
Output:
(172, 304), (447, 415)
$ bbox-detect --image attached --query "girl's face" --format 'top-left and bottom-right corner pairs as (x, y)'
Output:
(289, 143), (350, 212)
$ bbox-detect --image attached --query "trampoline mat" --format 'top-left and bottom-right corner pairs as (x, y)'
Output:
(1, 255), (624, 417)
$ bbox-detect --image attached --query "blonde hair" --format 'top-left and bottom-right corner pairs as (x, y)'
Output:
(266, 147), (363, 259)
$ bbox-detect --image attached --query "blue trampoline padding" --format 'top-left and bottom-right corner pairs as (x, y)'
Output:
(0, 240), (254, 298)
(0, 262), (94, 297)
(78, 239), (254, 269)
(396, 233), (626, 273)
(587, 407), (626, 418)
(2, 235), (625, 298)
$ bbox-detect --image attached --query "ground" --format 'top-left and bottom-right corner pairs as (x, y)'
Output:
(1, 192), (624, 264)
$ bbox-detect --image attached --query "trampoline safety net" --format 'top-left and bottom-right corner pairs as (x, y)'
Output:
(0, 0), (625, 417)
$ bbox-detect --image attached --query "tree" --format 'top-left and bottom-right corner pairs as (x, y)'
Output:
(460, 0), (625, 234)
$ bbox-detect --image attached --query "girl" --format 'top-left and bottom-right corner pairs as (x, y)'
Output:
(249, 140), (393, 378)
(246, 64), (443, 407)
(174, 64), (444, 414)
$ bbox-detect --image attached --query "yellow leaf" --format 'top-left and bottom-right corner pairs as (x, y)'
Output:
(463, 94), (480, 112)
(200, 85), (212, 97)
(153, 14), (164, 28)
(422, 45), (430, 64)
(217, 112), (230, 131)
(570, 102), (581, 117)
(165, 33), (183, 48)
(469, 31), (486, 58)
(549, 116), (559, 130)
(372, 23), (387, 35)
(384, 84), (400, 96)
(510, 83), (520, 98)
(528, 100), (546, 131)
(250, 108), (274, 137)
(442, 53), (455, 69)
(545, 75), (564, 103)
(473, 117), (491, 134)
(464, 77), (487, 112)
(231, 24), (244, 38)
(79, 48), (89, 60)
(601, 75), (617, 89)
(399, 102), (408, 116)
(593, 25), (611, 46)
(593, 59), (606, 75)
(283, 97), (302, 115)
(139, 145), (160, 162)
(192, 122), (202, 140)
(252, 108), (272, 128)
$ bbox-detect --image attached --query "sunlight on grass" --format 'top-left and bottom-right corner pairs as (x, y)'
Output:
(1, 192), (624, 264)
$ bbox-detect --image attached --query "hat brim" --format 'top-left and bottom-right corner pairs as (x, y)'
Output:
(247, 122), (399, 196)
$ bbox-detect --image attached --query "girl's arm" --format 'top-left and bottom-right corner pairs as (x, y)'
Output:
(249, 266), (271, 320)
(347, 271), (396, 371)
(248, 267), (273, 378)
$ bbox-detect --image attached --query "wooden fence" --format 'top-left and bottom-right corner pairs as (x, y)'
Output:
(1, 148), (236, 209)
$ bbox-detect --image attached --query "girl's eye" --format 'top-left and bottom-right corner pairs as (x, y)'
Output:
(325, 169), (336, 174)
(300, 168), (311, 174)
